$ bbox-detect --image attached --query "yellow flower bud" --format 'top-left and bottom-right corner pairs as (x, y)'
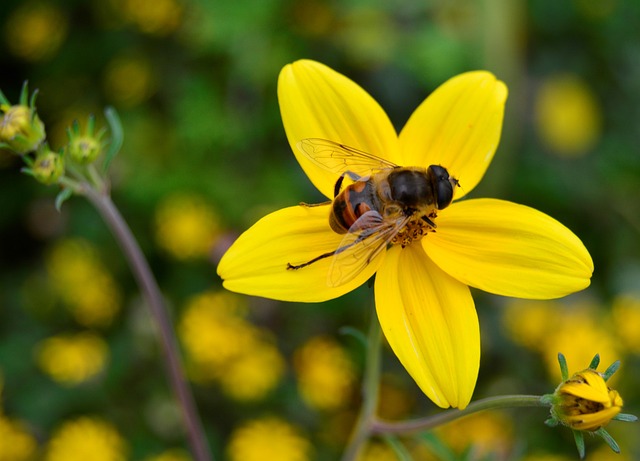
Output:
(0, 104), (45, 154)
(32, 149), (64, 185)
(551, 369), (623, 432)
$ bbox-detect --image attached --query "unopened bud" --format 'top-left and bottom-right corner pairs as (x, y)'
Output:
(0, 104), (45, 154)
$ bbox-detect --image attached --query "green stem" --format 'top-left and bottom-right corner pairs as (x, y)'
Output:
(341, 315), (382, 461)
(80, 184), (213, 461)
(372, 395), (547, 435)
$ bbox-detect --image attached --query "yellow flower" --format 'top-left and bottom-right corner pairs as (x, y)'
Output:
(534, 74), (601, 157)
(435, 412), (513, 458)
(178, 291), (256, 377)
(611, 293), (640, 354)
(294, 336), (356, 411)
(227, 417), (312, 461)
(217, 340), (286, 402)
(155, 194), (220, 260)
(4, 3), (68, 62)
(551, 368), (623, 432)
(0, 415), (38, 461)
(356, 441), (397, 461)
(502, 299), (562, 350)
(113, 0), (183, 35)
(217, 60), (594, 408)
(45, 417), (127, 461)
(103, 55), (156, 107)
(46, 238), (122, 327)
(35, 332), (108, 385)
(541, 306), (621, 382)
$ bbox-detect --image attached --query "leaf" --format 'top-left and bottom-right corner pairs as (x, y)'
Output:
(55, 188), (74, 211)
(102, 106), (123, 172)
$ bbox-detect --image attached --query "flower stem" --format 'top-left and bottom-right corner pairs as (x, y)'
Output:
(371, 394), (546, 435)
(341, 314), (382, 461)
(81, 184), (212, 461)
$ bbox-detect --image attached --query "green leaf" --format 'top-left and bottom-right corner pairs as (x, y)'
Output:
(382, 435), (413, 461)
(596, 428), (620, 453)
(603, 360), (620, 381)
(612, 413), (638, 422)
(55, 188), (74, 211)
(339, 326), (368, 349)
(102, 106), (123, 172)
(588, 353), (600, 370)
(572, 429), (585, 459)
(557, 353), (569, 381)
(415, 432), (458, 461)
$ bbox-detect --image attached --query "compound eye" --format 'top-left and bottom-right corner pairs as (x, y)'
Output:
(436, 179), (454, 209)
(428, 165), (454, 210)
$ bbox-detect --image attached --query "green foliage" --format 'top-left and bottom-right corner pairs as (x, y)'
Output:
(0, 0), (639, 459)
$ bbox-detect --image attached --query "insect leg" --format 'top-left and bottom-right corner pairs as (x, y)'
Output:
(298, 200), (332, 207)
(286, 233), (367, 271)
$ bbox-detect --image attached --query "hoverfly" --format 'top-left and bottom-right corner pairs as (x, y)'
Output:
(287, 138), (459, 287)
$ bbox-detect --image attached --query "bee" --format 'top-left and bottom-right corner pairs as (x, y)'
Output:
(286, 138), (459, 287)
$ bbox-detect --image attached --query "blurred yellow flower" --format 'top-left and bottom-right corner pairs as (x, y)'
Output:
(35, 332), (108, 385)
(178, 291), (255, 375)
(520, 454), (574, 461)
(178, 290), (285, 400)
(356, 441), (397, 461)
(535, 74), (601, 156)
(376, 376), (415, 421)
(217, 340), (285, 401)
(113, 0), (183, 35)
(144, 449), (192, 461)
(0, 415), (37, 461)
(155, 194), (220, 260)
(227, 417), (312, 461)
(611, 293), (640, 354)
(542, 306), (621, 381)
(103, 56), (156, 107)
(46, 238), (122, 327)
(435, 412), (513, 458)
(502, 300), (623, 382)
(293, 336), (356, 411)
(45, 417), (127, 461)
(502, 299), (562, 350)
(4, 2), (68, 61)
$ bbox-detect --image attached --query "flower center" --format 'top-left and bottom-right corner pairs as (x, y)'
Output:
(390, 212), (437, 248)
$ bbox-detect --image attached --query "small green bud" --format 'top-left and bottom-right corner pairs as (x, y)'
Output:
(0, 104), (45, 154)
(65, 115), (105, 165)
(68, 135), (101, 164)
(32, 149), (64, 185)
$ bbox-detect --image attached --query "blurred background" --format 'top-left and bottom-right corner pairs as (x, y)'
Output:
(1, 0), (639, 459)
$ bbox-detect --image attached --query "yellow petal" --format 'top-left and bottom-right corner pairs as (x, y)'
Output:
(217, 205), (384, 302)
(399, 71), (507, 198)
(374, 245), (479, 409)
(278, 59), (399, 198)
(564, 406), (621, 431)
(424, 199), (593, 299)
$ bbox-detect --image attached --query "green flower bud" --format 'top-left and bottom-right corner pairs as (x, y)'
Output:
(67, 135), (101, 164)
(65, 115), (105, 165)
(32, 149), (64, 185)
(0, 104), (45, 154)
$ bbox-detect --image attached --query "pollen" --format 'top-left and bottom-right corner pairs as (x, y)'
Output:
(390, 215), (435, 247)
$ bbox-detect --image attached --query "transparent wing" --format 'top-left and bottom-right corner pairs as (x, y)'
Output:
(327, 210), (410, 287)
(297, 138), (398, 178)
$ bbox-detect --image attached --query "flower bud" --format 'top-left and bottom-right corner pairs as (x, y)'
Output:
(32, 149), (64, 185)
(0, 104), (45, 154)
(65, 115), (105, 165)
(551, 368), (622, 432)
(67, 135), (101, 164)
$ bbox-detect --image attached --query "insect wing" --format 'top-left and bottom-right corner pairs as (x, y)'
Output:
(297, 138), (398, 178)
(327, 210), (410, 287)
